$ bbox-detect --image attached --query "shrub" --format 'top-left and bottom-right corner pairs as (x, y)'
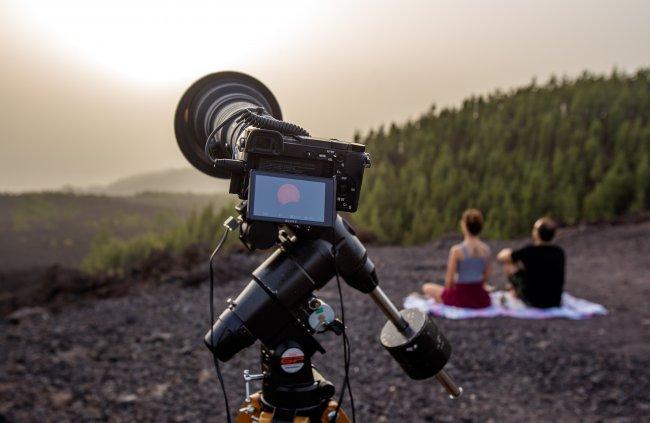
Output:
(80, 203), (238, 275)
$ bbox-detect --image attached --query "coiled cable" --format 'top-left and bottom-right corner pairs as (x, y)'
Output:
(205, 108), (310, 163)
(236, 108), (310, 136)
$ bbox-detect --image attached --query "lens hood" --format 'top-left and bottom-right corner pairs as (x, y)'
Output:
(174, 71), (282, 178)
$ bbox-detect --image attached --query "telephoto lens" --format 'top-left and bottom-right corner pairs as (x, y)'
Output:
(174, 72), (282, 178)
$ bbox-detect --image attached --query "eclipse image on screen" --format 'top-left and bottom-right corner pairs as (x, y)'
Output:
(250, 172), (333, 225)
(277, 183), (301, 205)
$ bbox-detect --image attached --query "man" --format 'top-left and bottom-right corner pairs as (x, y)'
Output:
(497, 217), (565, 308)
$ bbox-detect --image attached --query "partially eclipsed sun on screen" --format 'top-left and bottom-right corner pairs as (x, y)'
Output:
(277, 184), (301, 205)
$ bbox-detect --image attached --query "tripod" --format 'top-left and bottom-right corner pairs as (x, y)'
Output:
(207, 214), (461, 423)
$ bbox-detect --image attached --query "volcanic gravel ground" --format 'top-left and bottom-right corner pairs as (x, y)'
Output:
(1, 223), (649, 422)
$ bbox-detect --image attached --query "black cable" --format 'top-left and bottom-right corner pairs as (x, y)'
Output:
(236, 108), (310, 136)
(204, 109), (251, 161)
(330, 231), (356, 423)
(209, 228), (232, 423)
(336, 273), (356, 423)
(343, 328), (355, 418)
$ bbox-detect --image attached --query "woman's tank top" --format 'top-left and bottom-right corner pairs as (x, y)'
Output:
(456, 242), (488, 284)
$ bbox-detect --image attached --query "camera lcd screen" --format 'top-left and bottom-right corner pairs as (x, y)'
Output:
(248, 171), (336, 227)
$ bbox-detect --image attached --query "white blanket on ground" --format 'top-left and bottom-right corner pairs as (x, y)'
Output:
(403, 291), (607, 320)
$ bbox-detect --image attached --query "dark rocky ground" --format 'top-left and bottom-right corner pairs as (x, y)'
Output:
(1, 222), (649, 422)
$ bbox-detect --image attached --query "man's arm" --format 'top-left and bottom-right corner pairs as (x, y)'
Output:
(497, 248), (513, 263)
(498, 247), (525, 280)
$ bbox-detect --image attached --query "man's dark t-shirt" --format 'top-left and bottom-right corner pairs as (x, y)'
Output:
(510, 244), (565, 308)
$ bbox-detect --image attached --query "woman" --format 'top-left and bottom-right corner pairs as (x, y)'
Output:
(422, 209), (492, 308)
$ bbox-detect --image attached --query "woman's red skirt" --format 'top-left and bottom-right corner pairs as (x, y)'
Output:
(441, 282), (491, 309)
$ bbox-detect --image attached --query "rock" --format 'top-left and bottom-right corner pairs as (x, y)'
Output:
(116, 393), (138, 404)
(84, 407), (103, 419)
(0, 382), (16, 393)
(198, 369), (212, 385)
(182, 265), (209, 287)
(589, 373), (605, 384)
(6, 307), (49, 324)
(150, 383), (170, 399)
(163, 270), (188, 285)
(180, 343), (194, 355)
(56, 346), (89, 364)
(146, 331), (172, 342)
(51, 390), (74, 408)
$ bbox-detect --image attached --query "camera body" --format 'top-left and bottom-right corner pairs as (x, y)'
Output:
(174, 71), (370, 229)
(230, 128), (371, 214)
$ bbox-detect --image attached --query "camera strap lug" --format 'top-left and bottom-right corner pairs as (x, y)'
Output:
(223, 215), (241, 232)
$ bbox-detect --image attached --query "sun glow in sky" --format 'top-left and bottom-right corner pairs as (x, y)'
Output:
(5, 0), (319, 85)
(1, 0), (649, 191)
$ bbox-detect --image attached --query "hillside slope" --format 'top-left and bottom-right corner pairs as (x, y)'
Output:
(356, 69), (650, 243)
(90, 168), (229, 196)
(0, 192), (227, 269)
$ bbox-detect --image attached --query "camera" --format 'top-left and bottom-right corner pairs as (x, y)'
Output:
(174, 72), (371, 231)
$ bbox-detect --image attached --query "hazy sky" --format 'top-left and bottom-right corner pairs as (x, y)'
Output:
(1, 0), (649, 191)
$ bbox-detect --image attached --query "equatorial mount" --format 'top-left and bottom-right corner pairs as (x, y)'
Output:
(206, 212), (461, 421)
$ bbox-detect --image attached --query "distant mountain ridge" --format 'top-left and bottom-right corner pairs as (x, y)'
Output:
(89, 168), (229, 195)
